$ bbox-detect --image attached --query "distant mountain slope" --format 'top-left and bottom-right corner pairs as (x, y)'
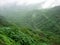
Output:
(0, 18), (60, 45)
(0, 6), (60, 34)
(0, 6), (60, 45)
(21, 6), (60, 34)
(0, 15), (10, 26)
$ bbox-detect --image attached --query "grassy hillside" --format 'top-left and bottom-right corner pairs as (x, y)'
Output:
(0, 6), (60, 45)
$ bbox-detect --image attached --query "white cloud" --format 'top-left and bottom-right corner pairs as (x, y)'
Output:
(0, 0), (16, 6)
(0, 0), (60, 8)
(0, 0), (45, 5)
(42, 0), (55, 8)
(16, 0), (45, 5)
(55, 0), (60, 6)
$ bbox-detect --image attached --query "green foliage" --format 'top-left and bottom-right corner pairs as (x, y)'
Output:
(0, 25), (60, 45)
(0, 6), (60, 45)
(0, 34), (17, 45)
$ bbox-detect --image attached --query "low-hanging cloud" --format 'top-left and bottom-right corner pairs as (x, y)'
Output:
(0, 0), (60, 8)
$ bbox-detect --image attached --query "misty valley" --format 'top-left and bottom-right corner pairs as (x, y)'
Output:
(0, 3), (60, 45)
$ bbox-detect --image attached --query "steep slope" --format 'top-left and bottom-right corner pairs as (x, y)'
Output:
(20, 6), (60, 35)
(0, 16), (49, 45)
(0, 11), (60, 45)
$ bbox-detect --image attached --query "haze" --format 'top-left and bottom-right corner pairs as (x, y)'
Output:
(0, 0), (60, 8)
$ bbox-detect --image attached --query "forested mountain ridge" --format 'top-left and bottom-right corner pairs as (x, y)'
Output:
(0, 6), (60, 45)
(17, 6), (60, 34)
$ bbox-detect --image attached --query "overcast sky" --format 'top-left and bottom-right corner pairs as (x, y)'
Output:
(0, 0), (60, 8)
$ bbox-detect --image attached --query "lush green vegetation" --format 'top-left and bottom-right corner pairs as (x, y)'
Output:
(0, 6), (60, 45)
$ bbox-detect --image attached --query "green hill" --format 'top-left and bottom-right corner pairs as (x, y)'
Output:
(0, 6), (60, 45)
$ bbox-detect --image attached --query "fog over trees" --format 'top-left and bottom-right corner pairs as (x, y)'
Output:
(0, 0), (60, 45)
